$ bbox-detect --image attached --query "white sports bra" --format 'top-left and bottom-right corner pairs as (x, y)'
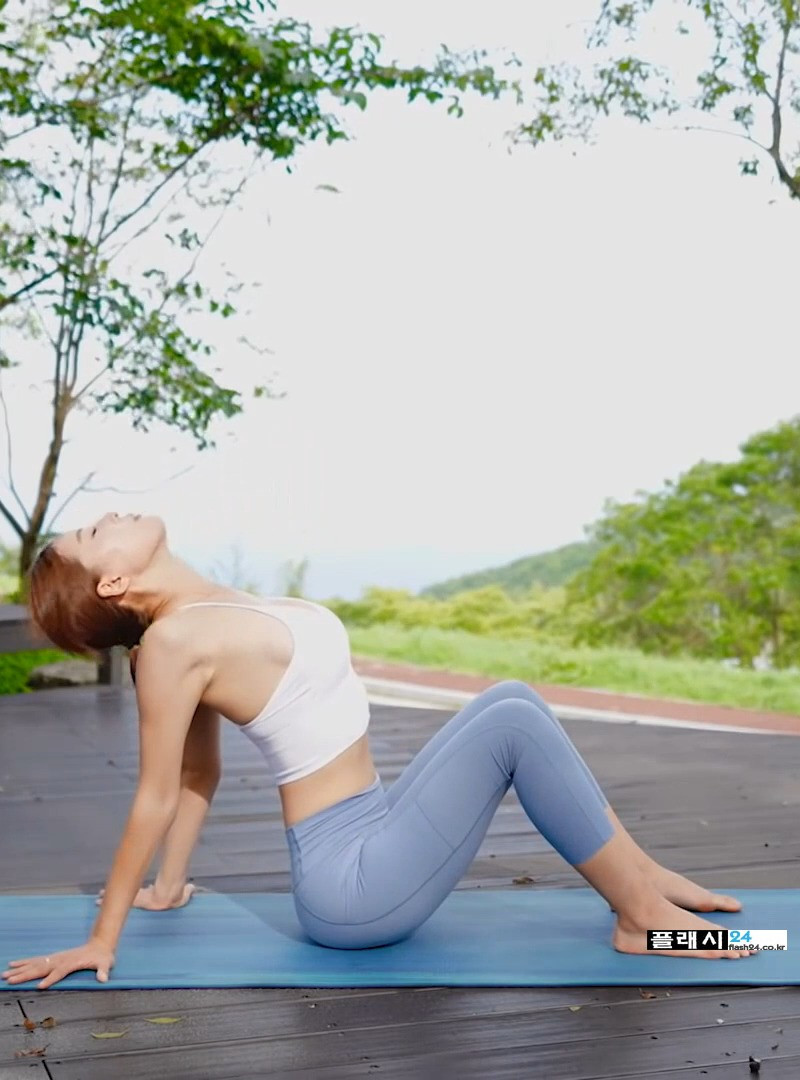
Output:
(177, 597), (370, 785)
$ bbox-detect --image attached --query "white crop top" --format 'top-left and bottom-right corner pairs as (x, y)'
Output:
(178, 597), (370, 785)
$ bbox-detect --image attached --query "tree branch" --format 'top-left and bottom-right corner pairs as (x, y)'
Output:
(0, 371), (30, 527)
(653, 119), (767, 152)
(766, 21), (799, 198)
(72, 359), (112, 404)
(83, 463), (195, 495)
(52, 142), (89, 416)
(0, 494), (25, 539)
(74, 158), (257, 406)
(0, 266), (61, 312)
(44, 470), (97, 532)
(98, 143), (207, 248)
(105, 167), (195, 266)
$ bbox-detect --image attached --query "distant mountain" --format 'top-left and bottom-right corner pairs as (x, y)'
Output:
(419, 540), (599, 599)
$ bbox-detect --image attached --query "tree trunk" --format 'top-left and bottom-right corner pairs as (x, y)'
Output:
(17, 396), (71, 587)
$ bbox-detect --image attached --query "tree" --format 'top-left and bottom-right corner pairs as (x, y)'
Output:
(275, 555), (308, 598)
(569, 416), (800, 667)
(514, 0), (800, 202)
(0, 0), (514, 586)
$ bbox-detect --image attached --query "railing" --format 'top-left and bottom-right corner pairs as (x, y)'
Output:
(0, 604), (131, 686)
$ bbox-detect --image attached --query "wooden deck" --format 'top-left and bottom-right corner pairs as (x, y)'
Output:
(2, 685), (800, 1078)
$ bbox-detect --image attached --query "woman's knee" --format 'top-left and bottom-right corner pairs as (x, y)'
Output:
(479, 696), (552, 732)
(490, 678), (535, 700)
(491, 679), (554, 717)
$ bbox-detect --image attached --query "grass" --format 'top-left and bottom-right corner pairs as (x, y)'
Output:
(346, 622), (800, 715)
(0, 649), (76, 695)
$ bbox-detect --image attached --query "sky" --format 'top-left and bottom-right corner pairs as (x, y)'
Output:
(2, 0), (799, 599)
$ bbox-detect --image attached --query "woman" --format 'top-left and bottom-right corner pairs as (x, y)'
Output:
(2, 512), (753, 989)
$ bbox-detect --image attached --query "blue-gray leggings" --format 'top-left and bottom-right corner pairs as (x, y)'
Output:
(286, 679), (615, 948)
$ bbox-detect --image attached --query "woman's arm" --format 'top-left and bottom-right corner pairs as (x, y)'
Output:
(152, 704), (221, 900)
(90, 622), (211, 953)
(123, 649), (221, 906)
(2, 625), (211, 989)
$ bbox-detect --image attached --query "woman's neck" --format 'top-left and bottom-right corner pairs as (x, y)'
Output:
(125, 551), (233, 624)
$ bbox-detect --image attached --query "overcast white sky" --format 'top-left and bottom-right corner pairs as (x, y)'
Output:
(2, 0), (799, 599)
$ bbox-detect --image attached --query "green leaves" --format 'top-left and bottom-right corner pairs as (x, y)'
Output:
(570, 418), (800, 668)
(514, 0), (800, 203)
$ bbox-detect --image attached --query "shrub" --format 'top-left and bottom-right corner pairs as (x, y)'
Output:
(0, 650), (74, 695)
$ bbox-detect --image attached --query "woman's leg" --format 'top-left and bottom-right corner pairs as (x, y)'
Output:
(385, 679), (607, 808)
(386, 680), (740, 913)
(296, 696), (750, 959)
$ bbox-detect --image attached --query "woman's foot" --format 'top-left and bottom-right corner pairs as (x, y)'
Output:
(613, 895), (755, 959)
(644, 864), (741, 913)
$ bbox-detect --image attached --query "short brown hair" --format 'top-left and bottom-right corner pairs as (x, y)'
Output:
(28, 544), (147, 657)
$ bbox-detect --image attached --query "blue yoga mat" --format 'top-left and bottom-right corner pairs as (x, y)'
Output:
(1, 889), (796, 989)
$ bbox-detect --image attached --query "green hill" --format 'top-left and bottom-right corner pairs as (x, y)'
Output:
(420, 540), (599, 599)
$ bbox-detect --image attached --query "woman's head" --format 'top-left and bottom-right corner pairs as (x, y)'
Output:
(28, 512), (167, 656)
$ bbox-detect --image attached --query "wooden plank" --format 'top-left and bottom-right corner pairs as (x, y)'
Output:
(621, 1061), (800, 1080)
(38, 1004), (800, 1078)
(8, 983), (796, 1060)
(0, 1067), (50, 1079)
(12, 985), (749, 1025)
(5, 986), (795, 1060)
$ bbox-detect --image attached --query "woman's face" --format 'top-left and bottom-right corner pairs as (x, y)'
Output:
(54, 512), (167, 593)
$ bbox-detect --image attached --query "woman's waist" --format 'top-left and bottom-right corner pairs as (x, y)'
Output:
(281, 734), (378, 829)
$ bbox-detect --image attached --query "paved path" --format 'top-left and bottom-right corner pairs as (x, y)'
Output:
(352, 656), (800, 736)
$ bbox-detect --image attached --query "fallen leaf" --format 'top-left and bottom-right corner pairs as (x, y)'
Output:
(144, 1017), (184, 1024)
(638, 989), (657, 1000)
(91, 1030), (128, 1039)
(14, 1046), (47, 1058)
(512, 875), (535, 885)
(568, 1005), (582, 1012)
(41, 1017), (57, 1029)
(22, 1018), (36, 1032)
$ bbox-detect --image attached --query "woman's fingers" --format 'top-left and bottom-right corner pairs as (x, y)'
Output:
(2, 957), (50, 985)
(38, 963), (66, 990)
(3, 956), (43, 973)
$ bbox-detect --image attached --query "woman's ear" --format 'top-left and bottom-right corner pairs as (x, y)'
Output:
(96, 574), (130, 599)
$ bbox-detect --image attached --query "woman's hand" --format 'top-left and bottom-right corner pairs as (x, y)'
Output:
(96, 882), (196, 911)
(1, 939), (115, 989)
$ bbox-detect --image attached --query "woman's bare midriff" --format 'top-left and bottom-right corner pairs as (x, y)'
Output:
(278, 734), (378, 828)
